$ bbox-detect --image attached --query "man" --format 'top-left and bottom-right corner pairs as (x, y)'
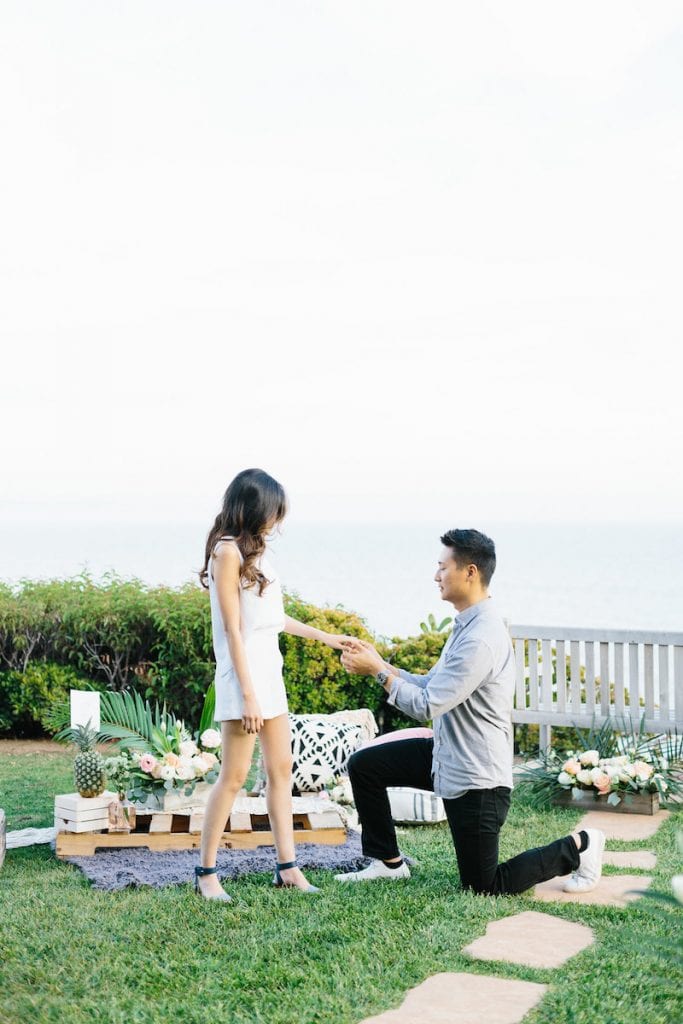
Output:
(336, 528), (604, 895)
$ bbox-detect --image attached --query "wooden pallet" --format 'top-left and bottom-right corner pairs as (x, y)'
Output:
(55, 807), (346, 858)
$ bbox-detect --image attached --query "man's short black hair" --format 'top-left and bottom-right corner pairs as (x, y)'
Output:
(440, 528), (497, 587)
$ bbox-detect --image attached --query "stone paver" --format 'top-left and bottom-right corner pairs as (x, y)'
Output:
(602, 850), (657, 869)
(463, 910), (594, 968)
(359, 972), (547, 1024)
(576, 809), (670, 840)
(534, 873), (652, 907)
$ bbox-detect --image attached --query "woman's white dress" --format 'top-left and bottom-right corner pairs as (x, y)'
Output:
(208, 537), (288, 721)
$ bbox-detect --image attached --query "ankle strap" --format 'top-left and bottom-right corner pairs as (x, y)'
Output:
(195, 865), (218, 876)
(276, 860), (297, 870)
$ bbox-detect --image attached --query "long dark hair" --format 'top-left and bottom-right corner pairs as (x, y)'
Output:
(200, 468), (288, 594)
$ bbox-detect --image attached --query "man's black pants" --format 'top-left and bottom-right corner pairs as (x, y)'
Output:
(347, 737), (580, 895)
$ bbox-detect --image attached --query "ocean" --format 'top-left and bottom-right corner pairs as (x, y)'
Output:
(1, 520), (681, 638)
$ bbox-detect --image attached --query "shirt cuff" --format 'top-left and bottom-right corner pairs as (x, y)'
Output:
(386, 677), (401, 706)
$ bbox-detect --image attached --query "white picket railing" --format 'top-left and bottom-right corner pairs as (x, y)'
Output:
(509, 625), (683, 752)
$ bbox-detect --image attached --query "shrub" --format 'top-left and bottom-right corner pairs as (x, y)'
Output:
(280, 594), (375, 715)
(0, 579), (446, 735)
(0, 662), (100, 737)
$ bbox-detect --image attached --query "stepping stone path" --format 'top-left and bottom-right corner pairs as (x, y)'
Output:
(463, 910), (594, 968)
(575, 808), (670, 841)
(359, 806), (669, 1024)
(534, 872), (653, 908)
(361, 973), (547, 1024)
(602, 850), (657, 869)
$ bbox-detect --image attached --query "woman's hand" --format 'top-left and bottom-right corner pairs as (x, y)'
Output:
(325, 633), (363, 651)
(340, 639), (385, 676)
(241, 694), (264, 734)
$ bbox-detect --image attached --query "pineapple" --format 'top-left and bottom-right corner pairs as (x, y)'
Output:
(69, 723), (106, 797)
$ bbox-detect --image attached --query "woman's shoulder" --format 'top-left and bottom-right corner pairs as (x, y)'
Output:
(210, 538), (243, 572)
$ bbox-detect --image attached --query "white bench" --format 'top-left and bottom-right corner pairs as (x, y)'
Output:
(510, 626), (683, 753)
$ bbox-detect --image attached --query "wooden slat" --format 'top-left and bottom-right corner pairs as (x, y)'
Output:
(584, 641), (596, 710)
(511, 708), (664, 731)
(55, 826), (347, 858)
(541, 639), (554, 711)
(676, 646), (683, 723)
(511, 626), (683, 645)
(644, 644), (655, 717)
(189, 810), (205, 834)
(570, 640), (582, 712)
(628, 643), (640, 720)
(658, 645), (670, 723)
(528, 638), (539, 711)
(514, 637), (526, 710)
(613, 643), (625, 716)
(149, 813), (174, 833)
(556, 640), (566, 713)
(599, 642), (610, 716)
(229, 811), (253, 833)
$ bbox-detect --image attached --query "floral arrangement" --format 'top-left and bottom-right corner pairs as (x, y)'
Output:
(104, 726), (222, 803)
(83, 687), (224, 803)
(554, 749), (663, 805)
(517, 719), (683, 808)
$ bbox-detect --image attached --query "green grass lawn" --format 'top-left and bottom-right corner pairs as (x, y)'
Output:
(1, 749), (681, 1024)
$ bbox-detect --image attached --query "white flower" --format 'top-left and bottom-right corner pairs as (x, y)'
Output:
(590, 766), (606, 784)
(576, 769), (594, 786)
(579, 750), (600, 767)
(160, 765), (175, 781)
(557, 772), (573, 787)
(191, 755), (210, 776)
(179, 740), (199, 758)
(605, 766), (621, 779)
(672, 875), (683, 904)
(200, 728), (222, 749)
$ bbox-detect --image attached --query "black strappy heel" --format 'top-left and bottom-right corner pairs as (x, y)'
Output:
(273, 859), (320, 894)
(194, 865), (231, 902)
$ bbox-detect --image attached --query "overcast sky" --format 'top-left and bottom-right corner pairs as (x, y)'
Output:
(2, 2), (682, 528)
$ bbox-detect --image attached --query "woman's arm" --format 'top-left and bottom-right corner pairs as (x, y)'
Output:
(283, 615), (356, 651)
(213, 545), (263, 733)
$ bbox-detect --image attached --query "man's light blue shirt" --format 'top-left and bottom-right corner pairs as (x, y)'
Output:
(386, 598), (515, 799)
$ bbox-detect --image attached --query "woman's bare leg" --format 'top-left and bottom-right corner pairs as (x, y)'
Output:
(198, 719), (256, 897)
(260, 714), (313, 890)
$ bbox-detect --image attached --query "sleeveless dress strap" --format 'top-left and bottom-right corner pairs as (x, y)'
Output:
(210, 536), (244, 568)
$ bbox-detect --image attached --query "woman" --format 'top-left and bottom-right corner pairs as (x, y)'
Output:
(195, 467), (352, 901)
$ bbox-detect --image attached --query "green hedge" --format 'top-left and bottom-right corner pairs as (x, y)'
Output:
(0, 577), (445, 737)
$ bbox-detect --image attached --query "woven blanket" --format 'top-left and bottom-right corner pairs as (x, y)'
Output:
(63, 832), (369, 891)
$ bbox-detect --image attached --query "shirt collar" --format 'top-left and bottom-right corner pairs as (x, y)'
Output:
(452, 596), (494, 632)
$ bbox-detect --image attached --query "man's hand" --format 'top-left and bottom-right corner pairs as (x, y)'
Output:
(340, 638), (385, 676)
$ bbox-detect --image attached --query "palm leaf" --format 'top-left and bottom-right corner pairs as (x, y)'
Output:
(198, 683), (218, 736)
(97, 689), (180, 752)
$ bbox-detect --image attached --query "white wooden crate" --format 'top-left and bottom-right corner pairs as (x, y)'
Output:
(54, 791), (118, 833)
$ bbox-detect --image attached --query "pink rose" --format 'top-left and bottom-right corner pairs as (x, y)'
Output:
(164, 753), (180, 767)
(633, 761), (653, 780)
(562, 759), (581, 775)
(593, 771), (612, 795)
(202, 752), (219, 768)
(139, 753), (158, 773)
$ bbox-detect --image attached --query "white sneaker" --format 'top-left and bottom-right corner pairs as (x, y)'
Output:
(562, 828), (606, 893)
(334, 859), (411, 883)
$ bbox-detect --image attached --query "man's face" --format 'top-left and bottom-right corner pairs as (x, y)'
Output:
(434, 546), (471, 606)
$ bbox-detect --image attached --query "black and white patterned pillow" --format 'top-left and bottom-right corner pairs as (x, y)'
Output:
(289, 713), (363, 793)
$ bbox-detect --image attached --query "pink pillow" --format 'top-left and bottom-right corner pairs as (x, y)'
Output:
(363, 727), (433, 748)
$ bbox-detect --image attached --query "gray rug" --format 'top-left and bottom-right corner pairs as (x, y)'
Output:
(62, 832), (370, 891)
